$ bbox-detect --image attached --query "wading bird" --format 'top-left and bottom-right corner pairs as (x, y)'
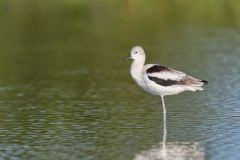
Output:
(128, 46), (208, 122)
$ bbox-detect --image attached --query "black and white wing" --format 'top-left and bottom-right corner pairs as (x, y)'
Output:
(144, 64), (207, 87)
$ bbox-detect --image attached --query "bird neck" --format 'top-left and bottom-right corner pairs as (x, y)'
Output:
(131, 57), (145, 70)
(130, 57), (145, 87)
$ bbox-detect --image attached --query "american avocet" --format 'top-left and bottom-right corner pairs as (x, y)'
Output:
(128, 46), (208, 122)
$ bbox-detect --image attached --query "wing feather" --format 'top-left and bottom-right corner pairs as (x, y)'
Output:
(145, 64), (186, 81)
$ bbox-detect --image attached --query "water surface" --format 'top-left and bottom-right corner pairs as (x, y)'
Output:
(0, 1), (240, 160)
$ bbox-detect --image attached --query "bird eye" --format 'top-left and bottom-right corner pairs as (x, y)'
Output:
(135, 51), (138, 54)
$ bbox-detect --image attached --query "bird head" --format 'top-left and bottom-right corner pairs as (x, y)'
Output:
(129, 46), (146, 61)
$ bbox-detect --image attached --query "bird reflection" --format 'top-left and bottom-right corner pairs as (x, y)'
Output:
(134, 120), (204, 160)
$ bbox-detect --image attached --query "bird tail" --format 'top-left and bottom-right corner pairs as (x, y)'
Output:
(183, 76), (208, 92)
(201, 80), (208, 85)
(191, 79), (208, 91)
(185, 76), (208, 87)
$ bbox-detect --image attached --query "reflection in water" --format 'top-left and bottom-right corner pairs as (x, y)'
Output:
(134, 142), (204, 160)
(134, 119), (205, 160)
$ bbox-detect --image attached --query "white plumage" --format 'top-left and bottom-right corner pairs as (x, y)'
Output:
(128, 46), (208, 122)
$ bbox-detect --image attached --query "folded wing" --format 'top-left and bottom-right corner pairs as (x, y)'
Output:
(145, 65), (207, 87)
(146, 65), (186, 81)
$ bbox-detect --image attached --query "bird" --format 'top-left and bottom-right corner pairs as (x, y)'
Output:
(128, 46), (208, 122)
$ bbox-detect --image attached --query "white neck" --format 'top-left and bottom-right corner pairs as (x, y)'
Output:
(130, 57), (146, 87)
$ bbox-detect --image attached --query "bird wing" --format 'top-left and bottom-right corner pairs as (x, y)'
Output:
(145, 64), (186, 81)
(144, 64), (207, 87)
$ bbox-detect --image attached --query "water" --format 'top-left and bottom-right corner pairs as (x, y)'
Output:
(0, 1), (240, 160)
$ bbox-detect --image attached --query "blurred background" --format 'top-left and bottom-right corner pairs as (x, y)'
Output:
(0, 0), (240, 160)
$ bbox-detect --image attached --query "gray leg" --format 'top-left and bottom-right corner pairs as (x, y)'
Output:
(161, 95), (166, 122)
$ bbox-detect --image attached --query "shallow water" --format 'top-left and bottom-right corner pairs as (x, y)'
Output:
(0, 1), (240, 160)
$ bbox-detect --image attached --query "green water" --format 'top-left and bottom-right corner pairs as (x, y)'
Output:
(0, 1), (240, 160)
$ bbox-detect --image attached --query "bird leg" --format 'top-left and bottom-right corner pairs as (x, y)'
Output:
(161, 95), (167, 157)
(161, 95), (167, 122)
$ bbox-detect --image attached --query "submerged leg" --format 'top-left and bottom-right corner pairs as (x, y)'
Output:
(162, 119), (167, 157)
(161, 95), (166, 122)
